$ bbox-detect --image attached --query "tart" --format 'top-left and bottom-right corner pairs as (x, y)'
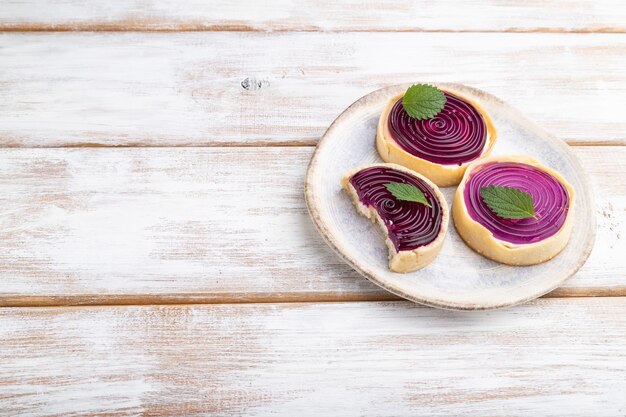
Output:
(453, 155), (574, 265)
(341, 163), (449, 273)
(377, 89), (497, 187)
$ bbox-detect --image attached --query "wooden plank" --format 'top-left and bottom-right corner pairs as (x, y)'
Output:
(1, 0), (625, 33)
(0, 146), (623, 306)
(1, 298), (625, 415)
(1, 32), (625, 147)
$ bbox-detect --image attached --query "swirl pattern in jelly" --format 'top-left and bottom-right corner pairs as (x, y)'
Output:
(464, 162), (569, 244)
(350, 167), (442, 251)
(388, 91), (487, 165)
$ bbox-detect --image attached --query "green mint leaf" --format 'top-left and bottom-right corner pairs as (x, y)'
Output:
(479, 185), (537, 220)
(385, 182), (432, 208)
(402, 84), (447, 120)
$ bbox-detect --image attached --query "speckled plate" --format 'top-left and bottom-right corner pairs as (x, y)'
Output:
(305, 83), (596, 310)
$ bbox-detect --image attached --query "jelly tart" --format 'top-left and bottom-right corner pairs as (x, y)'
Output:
(342, 163), (449, 273)
(453, 155), (574, 265)
(377, 88), (497, 187)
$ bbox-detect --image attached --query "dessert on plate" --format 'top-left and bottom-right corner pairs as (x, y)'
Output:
(377, 85), (497, 187)
(341, 163), (449, 273)
(453, 155), (574, 265)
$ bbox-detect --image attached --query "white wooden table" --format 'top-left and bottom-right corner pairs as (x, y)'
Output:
(1, 2), (625, 415)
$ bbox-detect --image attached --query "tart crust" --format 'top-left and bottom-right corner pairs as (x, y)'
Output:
(341, 163), (449, 273)
(376, 90), (498, 187)
(453, 155), (575, 266)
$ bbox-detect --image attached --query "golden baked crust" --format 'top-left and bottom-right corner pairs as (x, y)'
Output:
(341, 163), (449, 273)
(376, 90), (497, 187)
(453, 155), (574, 266)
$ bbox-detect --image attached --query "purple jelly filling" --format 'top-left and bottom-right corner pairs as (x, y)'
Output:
(388, 91), (487, 165)
(350, 167), (442, 251)
(464, 162), (570, 244)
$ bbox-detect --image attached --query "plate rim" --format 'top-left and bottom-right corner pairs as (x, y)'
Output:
(305, 83), (597, 310)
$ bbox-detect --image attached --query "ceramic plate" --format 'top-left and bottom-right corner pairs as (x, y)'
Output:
(305, 83), (596, 310)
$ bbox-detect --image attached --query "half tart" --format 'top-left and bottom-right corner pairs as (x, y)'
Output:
(453, 155), (574, 266)
(341, 163), (449, 273)
(377, 89), (497, 187)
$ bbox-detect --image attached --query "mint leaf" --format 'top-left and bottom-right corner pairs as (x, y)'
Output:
(479, 185), (537, 220)
(385, 182), (432, 208)
(402, 84), (447, 120)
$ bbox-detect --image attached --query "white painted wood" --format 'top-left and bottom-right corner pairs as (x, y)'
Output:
(1, 33), (625, 147)
(0, 146), (622, 305)
(1, 298), (625, 416)
(0, 0), (624, 32)
(306, 83), (595, 310)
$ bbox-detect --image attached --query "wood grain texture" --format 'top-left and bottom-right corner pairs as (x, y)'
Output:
(1, 32), (625, 147)
(1, 298), (625, 416)
(1, 0), (625, 32)
(0, 146), (622, 306)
